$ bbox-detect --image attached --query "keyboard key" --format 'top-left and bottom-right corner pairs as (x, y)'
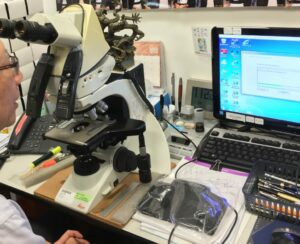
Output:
(223, 132), (250, 142)
(198, 134), (300, 171)
(252, 137), (281, 147)
(226, 157), (253, 167)
(211, 131), (219, 136)
(282, 143), (300, 151)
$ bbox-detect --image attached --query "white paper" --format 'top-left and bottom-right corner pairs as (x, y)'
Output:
(135, 56), (160, 87)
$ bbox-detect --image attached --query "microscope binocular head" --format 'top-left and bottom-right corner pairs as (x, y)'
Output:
(0, 18), (58, 44)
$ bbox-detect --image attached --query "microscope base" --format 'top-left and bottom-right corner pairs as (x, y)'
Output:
(55, 162), (127, 214)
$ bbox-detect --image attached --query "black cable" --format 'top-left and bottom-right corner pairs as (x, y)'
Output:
(168, 223), (178, 244)
(124, 72), (154, 115)
(166, 200), (238, 244)
(175, 157), (197, 179)
(222, 206), (238, 244)
(172, 121), (220, 178)
(163, 118), (197, 149)
(18, 85), (26, 111)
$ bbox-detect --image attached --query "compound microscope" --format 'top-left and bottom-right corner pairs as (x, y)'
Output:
(0, 4), (170, 213)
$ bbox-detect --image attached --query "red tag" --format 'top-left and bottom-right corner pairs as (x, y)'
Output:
(15, 114), (28, 136)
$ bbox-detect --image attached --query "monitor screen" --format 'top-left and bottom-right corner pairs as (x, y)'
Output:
(212, 27), (300, 135)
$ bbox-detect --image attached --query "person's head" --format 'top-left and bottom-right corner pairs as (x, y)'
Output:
(0, 40), (23, 130)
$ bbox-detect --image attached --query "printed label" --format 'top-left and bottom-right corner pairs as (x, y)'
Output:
(255, 118), (264, 125)
(226, 112), (245, 122)
(246, 116), (255, 123)
(75, 192), (92, 203)
(58, 189), (75, 204)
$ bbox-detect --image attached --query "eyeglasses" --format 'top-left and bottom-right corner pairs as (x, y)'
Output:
(0, 54), (19, 74)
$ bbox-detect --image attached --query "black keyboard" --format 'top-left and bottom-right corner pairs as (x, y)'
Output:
(197, 128), (300, 172)
(9, 114), (68, 154)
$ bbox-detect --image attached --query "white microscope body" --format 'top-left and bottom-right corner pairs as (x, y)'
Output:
(2, 4), (170, 213)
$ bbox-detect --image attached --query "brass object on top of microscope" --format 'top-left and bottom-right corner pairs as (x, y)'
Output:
(96, 7), (144, 71)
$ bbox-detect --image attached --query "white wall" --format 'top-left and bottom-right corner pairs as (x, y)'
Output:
(131, 7), (300, 101)
(43, 0), (57, 13)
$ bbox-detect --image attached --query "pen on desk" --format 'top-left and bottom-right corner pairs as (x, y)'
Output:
(260, 178), (299, 194)
(258, 182), (296, 196)
(258, 183), (300, 204)
(259, 190), (278, 200)
(277, 192), (300, 205)
(41, 153), (71, 168)
(30, 146), (62, 168)
(171, 73), (175, 105)
(178, 77), (182, 114)
(264, 173), (298, 186)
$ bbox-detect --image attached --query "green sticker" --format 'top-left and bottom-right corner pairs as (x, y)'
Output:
(75, 192), (92, 202)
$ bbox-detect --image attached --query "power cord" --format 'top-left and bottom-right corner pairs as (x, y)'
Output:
(222, 205), (238, 244)
(124, 67), (154, 115)
(162, 118), (197, 149)
(174, 157), (197, 179)
(174, 121), (220, 178)
(168, 223), (179, 244)
(168, 120), (239, 244)
(166, 193), (238, 244)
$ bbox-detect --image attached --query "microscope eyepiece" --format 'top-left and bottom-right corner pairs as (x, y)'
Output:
(0, 19), (16, 39)
(14, 20), (58, 44)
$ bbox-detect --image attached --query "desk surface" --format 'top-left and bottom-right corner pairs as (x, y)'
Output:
(0, 144), (258, 244)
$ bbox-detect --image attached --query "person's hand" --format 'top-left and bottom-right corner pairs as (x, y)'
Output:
(54, 230), (90, 244)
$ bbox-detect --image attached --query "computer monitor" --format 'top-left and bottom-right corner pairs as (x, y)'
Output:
(212, 27), (300, 135)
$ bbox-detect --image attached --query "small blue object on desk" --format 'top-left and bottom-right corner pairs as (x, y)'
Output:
(147, 92), (170, 119)
(250, 217), (300, 244)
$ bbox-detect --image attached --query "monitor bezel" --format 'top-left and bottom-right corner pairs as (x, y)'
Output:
(212, 26), (300, 135)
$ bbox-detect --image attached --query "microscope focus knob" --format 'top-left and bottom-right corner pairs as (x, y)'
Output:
(74, 155), (100, 176)
(113, 147), (137, 172)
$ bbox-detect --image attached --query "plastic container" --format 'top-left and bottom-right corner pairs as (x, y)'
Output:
(242, 161), (300, 222)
